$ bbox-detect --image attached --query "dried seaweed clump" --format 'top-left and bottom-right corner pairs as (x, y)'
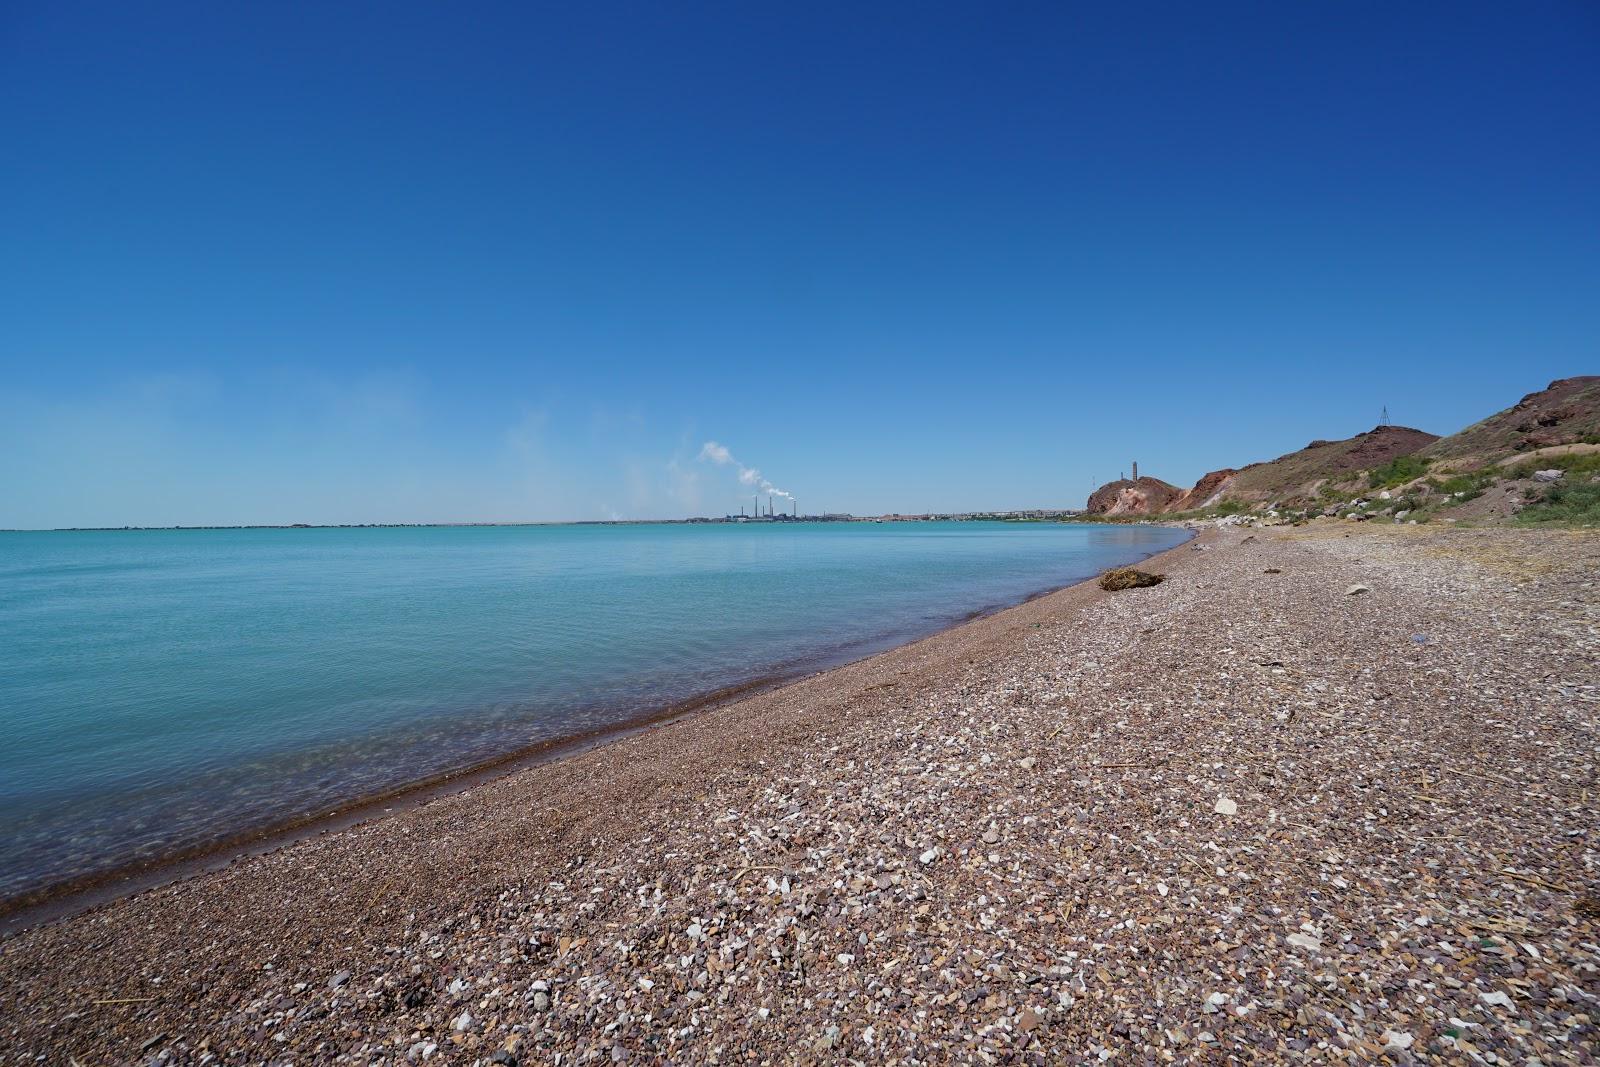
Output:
(1099, 567), (1165, 591)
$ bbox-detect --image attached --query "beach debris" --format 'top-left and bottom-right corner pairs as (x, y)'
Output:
(1099, 567), (1166, 591)
(1345, 583), (1371, 595)
(1263, 567), (1282, 574)
(1213, 796), (1238, 816)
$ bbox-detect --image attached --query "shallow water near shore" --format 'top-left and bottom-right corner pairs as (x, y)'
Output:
(0, 521), (1184, 902)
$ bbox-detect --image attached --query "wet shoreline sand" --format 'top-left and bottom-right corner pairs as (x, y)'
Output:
(2, 523), (1596, 1064)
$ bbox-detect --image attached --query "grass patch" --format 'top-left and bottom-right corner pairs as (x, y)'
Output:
(1427, 469), (1498, 504)
(1368, 454), (1431, 489)
(1516, 479), (1600, 526)
(1503, 451), (1600, 481)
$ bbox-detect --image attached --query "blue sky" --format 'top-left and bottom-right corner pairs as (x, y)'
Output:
(2, 2), (1596, 527)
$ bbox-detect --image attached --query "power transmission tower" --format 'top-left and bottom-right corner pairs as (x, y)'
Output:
(1379, 405), (1391, 427)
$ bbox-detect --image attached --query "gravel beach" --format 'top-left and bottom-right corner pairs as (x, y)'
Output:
(3, 523), (1597, 1065)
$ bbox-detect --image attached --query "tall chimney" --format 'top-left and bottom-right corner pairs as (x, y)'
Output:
(1133, 460), (1138, 480)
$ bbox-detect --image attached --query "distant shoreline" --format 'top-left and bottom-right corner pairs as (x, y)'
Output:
(0, 511), (1086, 534)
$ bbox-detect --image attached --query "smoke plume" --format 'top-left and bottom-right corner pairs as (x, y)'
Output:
(698, 440), (792, 499)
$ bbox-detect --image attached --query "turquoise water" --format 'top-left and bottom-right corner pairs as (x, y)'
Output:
(0, 521), (1184, 901)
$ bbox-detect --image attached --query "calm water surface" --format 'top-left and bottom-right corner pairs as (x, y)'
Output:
(0, 521), (1185, 900)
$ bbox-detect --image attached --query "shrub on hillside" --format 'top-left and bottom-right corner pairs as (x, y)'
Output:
(1517, 480), (1600, 526)
(1368, 454), (1432, 489)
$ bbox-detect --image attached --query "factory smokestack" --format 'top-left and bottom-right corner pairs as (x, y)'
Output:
(1133, 460), (1138, 480)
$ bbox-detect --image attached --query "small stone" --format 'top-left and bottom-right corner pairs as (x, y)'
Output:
(982, 824), (1000, 844)
(1383, 1030), (1414, 1051)
(532, 991), (551, 1011)
(1018, 757), (1037, 771)
(918, 846), (940, 865)
(452, 1011), (473, 1032)
(1213, 796), (1238, 816)
(1017, 1008), (1043, 1032)
(1479, 990), (1514, 1009)
(1346, 584), (1371, 596)
(1533, 469), (1564, 483)
(1286, 932), (1322, 951)
(328, 970), (351, 989)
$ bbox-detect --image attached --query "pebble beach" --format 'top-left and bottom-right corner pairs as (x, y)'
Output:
(3, 522), (1597, 1064)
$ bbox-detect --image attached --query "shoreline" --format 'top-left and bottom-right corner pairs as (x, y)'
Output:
(5, 521), (1592, 1063)
(1, 527), (1190, 935)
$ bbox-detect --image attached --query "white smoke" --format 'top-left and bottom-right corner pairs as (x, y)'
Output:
(698, 440), (792, 499)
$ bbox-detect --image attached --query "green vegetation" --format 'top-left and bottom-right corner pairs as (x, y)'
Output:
(1427, 469), (1497, 504)
(1212, 499), (1248, 516)
(1368, 454), (1431, 489)
(1517, 479), (1600, 526)
(1503, 451), (1600, 481)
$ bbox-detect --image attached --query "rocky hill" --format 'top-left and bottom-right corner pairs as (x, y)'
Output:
(1084, 476), (1183, 516)
(1420, 376), (1600, 467)
(1083, 376), (1600, 523)
(1088, 426), (1438, 514)
(1210, 425), (1440, 508)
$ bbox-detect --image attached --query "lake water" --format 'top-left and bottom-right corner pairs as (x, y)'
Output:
(0, 521), (1185, 902)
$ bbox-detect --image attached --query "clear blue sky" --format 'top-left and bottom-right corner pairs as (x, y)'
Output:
(2, 2), (1596, 527)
